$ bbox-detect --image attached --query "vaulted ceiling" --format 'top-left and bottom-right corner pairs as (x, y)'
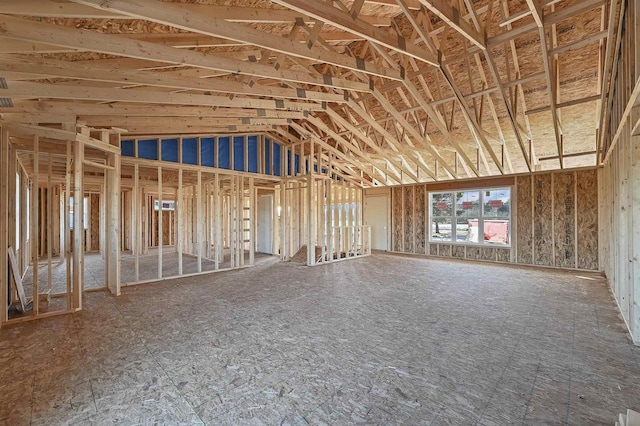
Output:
(0, 0), (618, 185)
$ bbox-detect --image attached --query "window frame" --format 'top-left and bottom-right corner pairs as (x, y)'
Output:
(428, 186), (512, 247)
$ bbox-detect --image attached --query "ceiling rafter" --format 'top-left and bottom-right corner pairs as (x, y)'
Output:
(71, 0), (402, 81)
(526, 0), (563, 168)
(0, 14), (370, 92)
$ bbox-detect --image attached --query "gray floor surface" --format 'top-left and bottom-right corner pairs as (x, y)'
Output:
(1, 253), (639, 425)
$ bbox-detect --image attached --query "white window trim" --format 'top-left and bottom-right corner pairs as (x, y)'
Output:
(428, 186), (512, 247)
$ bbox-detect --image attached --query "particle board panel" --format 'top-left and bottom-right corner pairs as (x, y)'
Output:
(496, 248), (511, 263)
(429, 243), (438, 256)
(90, 193), (100, 251)
(533, 174), (553, 266)
(403, 186), (414, 253)
(576, 169), (598, 270)
(439, 244), (451, 257)
(391, 187), (403, 252)
(466, 246), (481, 260)
(481, 247), (496, 261)
(516, 175), (533, 264)
(553, 172), (576, 268)
(414, 185), (426, 254)
(452, 245), (465, 258)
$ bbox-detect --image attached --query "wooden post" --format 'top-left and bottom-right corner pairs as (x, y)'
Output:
(73, 133), (83, 310)
(0, 128), (9, 323)
(32, 136), (40, 314)
(157, 166), (163, 279)
(214, 172), (221, 269)
(307, 175), (316, 266)
(106, 133), (121, 295)
(133, 164), (139, 282)
(47, 154), (53, 291)
(177, 168), (183, 276)
(196, 169), (203, 273)
(64, 137), (71, 310)
(249, 176), (255, 266)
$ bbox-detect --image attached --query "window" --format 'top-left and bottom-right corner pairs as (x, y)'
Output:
(154, 200), (175, 211)
(429, 187), (511, 246)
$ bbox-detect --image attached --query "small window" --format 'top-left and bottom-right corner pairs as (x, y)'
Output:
(429, 187), (511, 246)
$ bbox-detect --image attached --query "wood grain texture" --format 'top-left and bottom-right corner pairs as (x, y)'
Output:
(414, 185), (426, 254)
(534, 173), (553, 266)
(466, 246), (481, 260)
(429, 243), (438, 256)
(553, 172), (575, 268)
(392, 187), (403, 252)
(452, 245), (465, 258)
(496, 248), (511, 263)
(439, 244), (451, 257)
(91, 193), (100, 251)
(516, 175), (533, 264)
(576, 169), (598, 270)
(481, 247), (496, 261)
(403, 186), (414, 253)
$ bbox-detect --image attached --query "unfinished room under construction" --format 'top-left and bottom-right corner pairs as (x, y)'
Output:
(0, 0), (639, 424)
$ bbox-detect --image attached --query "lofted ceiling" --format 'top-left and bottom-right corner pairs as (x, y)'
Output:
(0, 0), (619, 185)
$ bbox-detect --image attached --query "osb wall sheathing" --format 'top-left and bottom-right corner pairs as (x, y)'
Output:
(516, 176), (533, 264)
(90, 194), (100, 252)
(553, 172), (576, 268)
(403, 186), (414, 253)
(534, 173), (554, 267)
(576, 169), (598, 270)
(391, 187), (402, 252)
(388, 169), (599, 271)
(414, 185), (426, 254)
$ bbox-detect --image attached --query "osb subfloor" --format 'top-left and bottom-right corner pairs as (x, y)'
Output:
(1, 253), (639, 425)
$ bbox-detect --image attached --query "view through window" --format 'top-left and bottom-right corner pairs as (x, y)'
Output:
(430, 188), (511, 246)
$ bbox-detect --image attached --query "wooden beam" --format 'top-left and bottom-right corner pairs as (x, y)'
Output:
(418, 0), (485, 48)
(526, 0), (564, 168)
(271, 0), (439, 66)
(2, 81), (324, 111)
(71, 0), (402, 80)
(0, 0), (393, 25)
(1, 101), (308, 119)
(0, 55), (348, 104)
(0, 15), (370, 91)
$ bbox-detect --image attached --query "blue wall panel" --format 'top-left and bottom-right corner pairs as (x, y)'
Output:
(201, 137), (215, 167)
(161, 138), (179, 162)
(273, 142), (281, 176)
(233, 136), (245, 171)
(138, 139), (158, 160)
(121, 140), (135, 157)
(182, 137), (198, 165)
(264, 138), (271, 175)
(218, 137), (230, 169)
(247, 136), (258, 173)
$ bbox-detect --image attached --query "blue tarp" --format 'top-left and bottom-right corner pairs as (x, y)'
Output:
(138, 139), (158, 160)
(233, 136), (244, 171)
(247, 136), (258, 173)
(161, 138), (179, 162)
(201, 137), (215, 167)
(121, 140), (135, 157)
(182, 137), (198, 165)
(273, 143), (281, 176)
(218, 137), (230, 169)
(264, 138), (271, 175)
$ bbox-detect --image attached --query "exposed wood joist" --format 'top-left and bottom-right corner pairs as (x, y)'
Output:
(271, 0), (439, 67)
(71, 0), (402, 80)
(0, 14), (370, 91)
